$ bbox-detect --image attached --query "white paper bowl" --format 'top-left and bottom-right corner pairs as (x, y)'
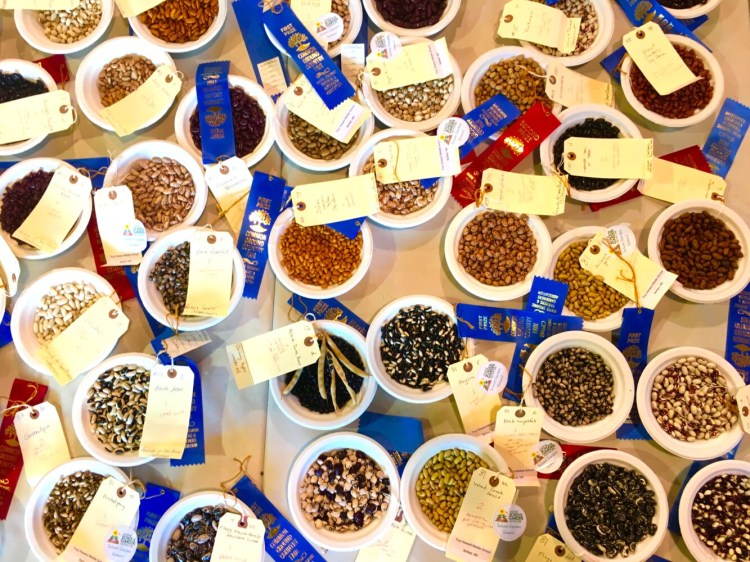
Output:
(0, 158), (92, 260)
(361, 37), (462, 133)
(539, 104), (643, 203)
(519, 0), (614, 67)
(72, 353), (156, 467)
(522, 331), (635, 444)
(137, 226), (244, 331)
(129, 0), (227, 54)
(25, 457), (133, 562)
(10, 267), (122, 378)
(444, 205), (552, 301)
(636, 347), (745, 460)
(363, 0), (459, 37)
(0, 59), (58, 156)
(553, 450), (668, 562)
(150, 491), (260, 562)
(287, 432), (400, 551)
(275, 91), (375, 172)
(75, 37), (176, 133)
(647, 199), (750, 304)
(664, 0), (723, 20)
(14, 0), (114, 55)
(270, 320), (377, 430)
(621, 34), (724, 128)
(678, 460), (750, 562)
(268, 208), (374, 299)
(103, 140), (208, 241)
(174, 75), (277, 170)
(347, 128), (452, 229)
(400, 434), (510, 551)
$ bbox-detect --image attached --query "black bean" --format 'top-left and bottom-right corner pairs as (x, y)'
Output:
(0, 72), (49, 104)
(148, 241), (190, 315)
(375, 0), (447, 28)
(553, 118), (621, 191)
(660, 0), (707, 8)
(0, 169), (55, 241)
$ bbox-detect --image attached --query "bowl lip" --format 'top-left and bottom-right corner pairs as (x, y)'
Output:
(399, 433), (511, 551)
(620, 33), (725, 128)
(269, 319), (378, 431)
(362, 0), (460, 37)
(0, 157), (93, 260)
(521, 330), (635, 444)
(74, 36), (177, 132)
(635, 346), (745, 460)
(268, 208), (374, 299)
(545, 225), (635, 331)
(553, 449), (669, 562)
(646, 199), (750, 304)
(347, 128), (452, 229)
(14, 0), (115, 55)
(173, 74), (277, 170)
(538, 104), (643, 204)
(0, 59), (58, 156)
(286, 431), (401, 551)
(127, 0), (228, 53)
(678, 459), (750, 562)
(444, 205), (553, 302)
(664, 0), (723, 19)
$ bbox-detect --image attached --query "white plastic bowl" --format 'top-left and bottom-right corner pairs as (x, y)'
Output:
(636, 347), (745, 460)
(75, 37), (176, 133)
(10, 267), (122, 378)
(103, 140), (208, 241)
(539, 104), (643, 204)
(0, 158), (92, 260)
(129, 0), (227, 54)
(268, 208), (374, 299)
(400, 433), (510, 551)
(522, 331), (635, 444)
(621, 34), (724, 128)
(519, 0), (614, 67)
(137, 226), (244, 331)
(270, 320), (377, 430)
(553, 450), (668, 562)
(361, 37), (462, 133)
(15, 0), (114, 55)
(678, 460), (750, 562)
(174, 75), (277, 170)
(25, 457), (133, 562)
(72, 353), (156, 467)
(664, 0), (723, 20)
(363, 0), (459, 37)
(347, 128), (452, 229)
(0, 59), (58, 156)
(287, 432), (400, 551)
(647, 199), (750, 304)
(444, 205), (552, 301)
(275, 91), (375, 172)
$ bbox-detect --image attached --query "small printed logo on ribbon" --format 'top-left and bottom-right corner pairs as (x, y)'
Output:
(493, 504), (526, 541)
(371, 31), (402, 59)
(438, 117), (471, 148)
(476, 361), (508, 395)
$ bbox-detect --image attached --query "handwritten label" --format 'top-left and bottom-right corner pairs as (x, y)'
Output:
(498, 0), (581, 54)
(205, 158), (253, 235)
(447, 355), (502, 442)
(94, 186), (146, 266)
(356, 509), (417, 562)
(139, 365), (194, 458)
(341, 43), (366, 88)
(373, 136), (460, 183)
(494, 406), (543, 486)
(257, 58), (287, 98)
(292, 174), (379, 226)
(545, 62), (615, 108)
(640, 157), (727, 204)
(0, 90), (75, 145)
(14, 402), (70, 486)
(0, 0), (79, 8)
(366, 37), (452, 91)
(211, 513), (265, 562)
(736, 385), (750, 435)
(162, 330), (212, 358)
(183, 231), (234, 318)
(113, 0), (164, 17)
(524, 534), (581, 562)
(0, 236), (20, 296)
(481, 169), (566, 216)
(563, 138), (654, 179)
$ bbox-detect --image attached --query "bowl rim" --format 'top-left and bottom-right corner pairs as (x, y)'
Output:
(362, 0), (460, 37)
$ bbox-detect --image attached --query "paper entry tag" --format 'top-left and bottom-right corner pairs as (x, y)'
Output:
(366, 37), (453, 91)
(94, 186), (147, 267)
(498, 0), (581, 54)
(292, 174), (379, 227)
(0, 90), (75, 145)
(545, 62), (615, 108)
(139, 365), (194, 459)
(373, 136), (460, 184)
(211, 513), (265, 562)
(257, 58), (287, 98)
(524, 534), (581, 562)
(563, 138), (654, 180)
(341, 43), (366, 88)
(0, 236), (20, 296)
(494, 406), (543, 487)
(14, 402), (71, 486)
(162, 330), (212, 358)
(0, 0), (79, 8)
(182, 231), (235, 318)
(481, 169), (566, 216)
(356, 509), (417, 562)
(447, 355), (502, 443)
(639, 158), (727, 204)
(113, 0), (164, 17)
(735, 385), (750, 435)
(290, 0), (332, 46)
(204, 157), (252, 235)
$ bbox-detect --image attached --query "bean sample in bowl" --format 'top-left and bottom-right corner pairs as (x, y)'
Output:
(288, 113), (359, 161)
(138, 0), (219, 43)
(362, 156), (437, 215)
(167, 505), (227, 561)
(0, 169), (54, 241)
(97, 54), (156, 107)
(658, 211), (743, 290)
(650, 356), (739, 442)
(37, 0), (102, 44)
(299, 448), (391, 532)
(374, 0), (446, 29)
(34, 281), (103, 343)
(691, 473), (750, 560)
(553, 118), (621, 191)
(528, 0), (599, 56)
(375, 76), (454, 123)
(149, 241), (190, 316)
(474, 56), (551, 110)
(660, 0), (708, 8)
(0, 71), (49, 104)
(565, 462), (658, 558)
(328, 0), (351, 48)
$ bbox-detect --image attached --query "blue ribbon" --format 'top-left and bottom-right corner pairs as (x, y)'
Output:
(357, 411), (425, 476)
(456, 303), (582, 342)
(288, 294), (369, 337)
(526, 276), (568, 315)
(702, 98), (750, 178)
(134, 483), (180, 561)
(601, 46), (627, 84)
(726, 283), (750, 384)
(195, 61), (236, 165)
(0, 310), (11, 348)
(460, 92), (522, 159)
(325, 217), (365, 239)
(612, 0), (709, 49)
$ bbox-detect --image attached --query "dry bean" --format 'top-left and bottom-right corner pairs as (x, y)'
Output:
(33, 281), (103, 343)
(37, 0), (102, 44)
(528, 0), (599, 56)
(375, 0), (446, 29)
(149, 241), (190, 316)
(167, 505), (227, 562)
(362, 156), (436, 215)
(97, 54), (156, 108)
(375, 76), (454, 123)
(139, 0), (219, 43)
(43, 470), (105, 553)
(474, 55), (551, 110)
(287, 113), (359, 160)
(0, 169), (54, 239)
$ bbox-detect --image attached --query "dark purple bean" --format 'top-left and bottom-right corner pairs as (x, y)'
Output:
(0, 72), (49, 104)
(0, 169), (54, 240)
(375, 0), (447, 28)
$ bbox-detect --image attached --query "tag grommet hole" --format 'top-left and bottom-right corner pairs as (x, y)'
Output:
(166, 74), (173, 83)
(372, 68), (381, 76)
(207, 234), (217, 244)
(296, 202), (306, 211)
(304, 336), (314, 347)
(238, 516), (248, 528)
(377, 159), (387, 168)
(636, 30), (645, 39)
(294, 86), (303, 96)
(109, 190), (118, 200)
(549, 75), (556, 85)
(59, 105), (69, 114)
(117, 487), (126, 498)
(504, 14), (513, 23)
(743, 406), (749, 417)
(109, 309), (119, 319)
(463, 362), (473, 372)
(69, 175), (78, 184)
(483, 183), (493, 193)
(30, 408), (39, 419)
(566, 152), (576, 161)
(555, 546), (566, 557)
(590, 244), (601, 255)
(515, 409), (525, 418)
(220, 165), (229, 175)
(489, 476), (499, 487)
(168, 368), (177, 378)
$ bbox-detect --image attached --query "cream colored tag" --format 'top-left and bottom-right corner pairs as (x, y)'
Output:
(113, 0), (163, 16)
(0, 236), (20, 296)
(481, 169), (566, 216)
(211, 513), (265, 562)
(545, 62), (615, 108)
(204, 157), (252, 235)
(341, 43), (366, 88)
(182, 231), (234, 318)
(0, 0), (78, 9)
(14, 402), (70, 486)
(285, 75), (369, 144)
(525, 534), (581, 562)
(60, 477), (140, 562)
(498, 0), (581, 54)
(292, 174), (379, 226)
(563, 138), (653, 179)
(226, 321), (321, 389)
(0, 90), (75, 145)
(290, 0), (332, 47)
(735, 385), (750, 435)
(639, 158), (727, 204)
(36, 297), (129, 386)
(373, 136), (460, 183)
(494, 407), (543, 487)
(139, 365), (194, 459)
(447, 355), (502, 442)
(356, 509), (417, 562)
(162, 330), (212, 358)
(100, 65), (181, 137)
(94, 186), (146, 267)
(257, 58), (287, 98)
(446, 468), (516, 562)
(366, 37), (453, 91)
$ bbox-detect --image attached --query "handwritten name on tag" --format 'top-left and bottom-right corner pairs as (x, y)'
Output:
(373, 136), (460, 183)
(0, 90), (75, 145)
(366, 38), (453, 91)
(204, 157), (252, 235)
(498, 0), (581, 54)
(545, 62), (615, 108)
(211, 514), (265, 562)
(356, 510), (417, 562)
(640, 157), (726, 204)
(14, 402), (70, 486)
(494, 406), (543, 486)
(182, 231), (234, 318)
(447, 355), (503, 442)
(139, 365), (194, 459)
(481, 169), (566, 216)
(292, 174), (379, 226)
(524, 534), (581, 561)
(563, 138), (653, 179)
(162, 330), (212, 358)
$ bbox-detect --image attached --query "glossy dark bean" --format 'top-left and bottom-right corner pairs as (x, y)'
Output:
(0, 72), (49, 104)
(0, 169), (54, 239)
(554, 118), (620, 191)
(374, 0), (447, 29)
(660, 0), (706, 7)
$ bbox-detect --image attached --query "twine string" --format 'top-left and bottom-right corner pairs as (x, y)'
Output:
(601, 239), (641, 310)
(0, 383), (40, 418)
